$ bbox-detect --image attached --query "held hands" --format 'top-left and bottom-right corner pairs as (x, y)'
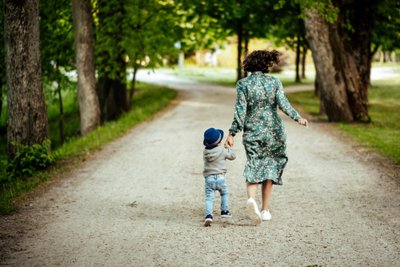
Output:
(224, 134), (234, 147)
(298, 118), (309, 127)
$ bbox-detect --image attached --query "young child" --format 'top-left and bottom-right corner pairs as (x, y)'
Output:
(203, 127), (236, 226)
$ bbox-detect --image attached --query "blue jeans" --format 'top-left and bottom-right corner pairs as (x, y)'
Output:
(204, 174), (229, 216)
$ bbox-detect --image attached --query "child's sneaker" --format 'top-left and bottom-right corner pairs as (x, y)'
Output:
(221, 210), (232, 218)
(260, 210), (272, 221)
(246, 198), (262, 224)
(204, 214), (213, 226)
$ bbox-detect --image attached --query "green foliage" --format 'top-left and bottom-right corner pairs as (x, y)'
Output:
(95, 0), (193, 86)
(6, 140), (54, 180)
(293, 0), (338, 23)
(372, 0), (400, 52)
(193, 0), (277, 40)
(39, 0), (76, 144)
(175, 0), (229, 52)
(45, 79), (79, 148)
(40, 0), (75, 79)
(269, 2), (306, 50)
(44, 75), (77, 113)
(124, 0), (182, 69)
(95, 0), (127, 82)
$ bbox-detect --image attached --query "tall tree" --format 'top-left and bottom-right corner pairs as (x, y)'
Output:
(125, 0), (182, 96)
(95, 0), (130, 121)
(303, 0), (377, 122)
(4, 0), (48, 158)
(72, 0), (100, 134)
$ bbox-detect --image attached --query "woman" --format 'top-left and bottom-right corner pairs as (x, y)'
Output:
(225, 50), (308, 224)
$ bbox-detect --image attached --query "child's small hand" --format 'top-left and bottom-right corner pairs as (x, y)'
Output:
(225, 135), (234, 147)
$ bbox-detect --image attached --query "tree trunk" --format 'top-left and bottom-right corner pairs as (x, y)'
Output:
(314, 65), (320, 97)
(236, 20), (243, 81)
(314, 69), (326, 116)
(97, 58), (129, 122)
(72, 0), (100, 135)
(304, 8), (352, 121)
(178, 52), (185, 68)
(129, 65), (139, 101)
(4, 0), (48, 158)
(243, 37), (249, 77)
(370, 45), (379, 61)
(304, 8), (369, 122)
(295, 37), (301, 83)
(301, 45), (307, 79)
(348, 0), (377, 106)
(55, 63), (65, 145)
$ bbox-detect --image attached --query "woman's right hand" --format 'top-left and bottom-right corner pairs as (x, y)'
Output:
(225, 134), (234, 147)
(298, 118), (309, 127)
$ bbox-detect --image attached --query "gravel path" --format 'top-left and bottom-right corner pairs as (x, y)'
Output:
(1, 72), (399, 266)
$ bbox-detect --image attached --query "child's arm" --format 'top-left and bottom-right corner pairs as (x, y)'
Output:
(224, 147), (236, 160)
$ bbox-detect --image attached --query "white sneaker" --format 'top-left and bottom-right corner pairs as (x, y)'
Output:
(261, 210), (272, 221)
(246, 198), (261, 224)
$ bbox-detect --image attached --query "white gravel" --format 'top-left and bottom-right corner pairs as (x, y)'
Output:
(0, 71), (399, 266)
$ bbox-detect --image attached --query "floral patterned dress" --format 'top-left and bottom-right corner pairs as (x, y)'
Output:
(229, 71), (301, 185)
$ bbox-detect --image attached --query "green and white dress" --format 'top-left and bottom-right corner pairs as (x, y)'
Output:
(229, 71), (301, 185)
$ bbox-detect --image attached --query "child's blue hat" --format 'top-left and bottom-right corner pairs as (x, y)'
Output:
(203, 128), (224, 147)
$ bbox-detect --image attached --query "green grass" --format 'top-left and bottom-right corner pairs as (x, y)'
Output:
(338, 80), (400, 163)
(286, 79), (400, 164)
(53, 83), (177, 161)
(0, 82), (177, 213)
(286, 90), (321, 116)
(47, 90), (81, 149)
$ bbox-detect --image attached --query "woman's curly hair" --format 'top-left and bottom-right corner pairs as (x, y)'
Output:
(242, 50), (281, 73)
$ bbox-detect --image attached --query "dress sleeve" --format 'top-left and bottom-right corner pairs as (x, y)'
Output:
(229, 81), (247, 135)
(275, 78), (301, 121)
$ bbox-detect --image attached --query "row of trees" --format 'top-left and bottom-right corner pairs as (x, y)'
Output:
(196, 0), (399, 122)
(1, 0), (192, 159)
(1, 0), (399, 161)
(180, 0), (399, 122)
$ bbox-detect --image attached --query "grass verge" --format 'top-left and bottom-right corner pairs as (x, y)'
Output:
(0, 83), (177, 214)
(286, 79), (400, 164)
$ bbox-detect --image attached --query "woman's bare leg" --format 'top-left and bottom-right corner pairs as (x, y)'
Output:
(261, 180), (273, 211)
(246, 182), (258, 199)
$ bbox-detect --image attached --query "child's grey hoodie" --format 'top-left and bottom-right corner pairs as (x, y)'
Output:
(203, 145), (236, 177)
